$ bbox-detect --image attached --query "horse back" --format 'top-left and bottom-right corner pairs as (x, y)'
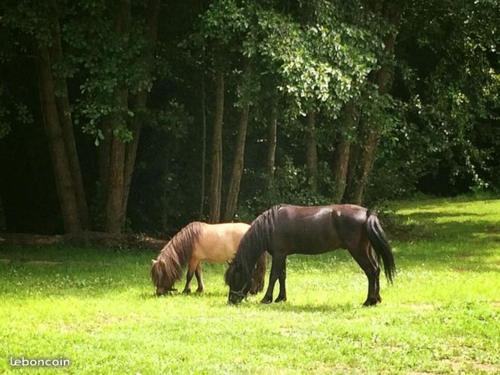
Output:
(272, 204), (368, 255)
(193, 222), (250, 263)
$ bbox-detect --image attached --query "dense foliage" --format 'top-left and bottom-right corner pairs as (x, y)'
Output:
(0, 0), (498, 234)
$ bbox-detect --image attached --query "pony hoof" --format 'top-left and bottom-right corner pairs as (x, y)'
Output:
(196, 288), (204, 293)
(182, 289), (191, 295)
(261, 297), (273, 304)
(363, 298), (378, 307)
(274, 296), (287, 303)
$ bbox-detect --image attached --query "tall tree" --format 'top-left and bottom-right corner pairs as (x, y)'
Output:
(344, 1), (402, 204)
(224, 103), (250, 221)
(37, 44), (81, 233)
(104, 0), (131, 234)
(199, 76), (208, 218)
(305, 111), (318, 192)
(48, 0), (89, 229)
(208, 70), (225, 223)
(266, 105), (278, 188)
(332, 101), (358, 203)
(122, 0), (161, 223)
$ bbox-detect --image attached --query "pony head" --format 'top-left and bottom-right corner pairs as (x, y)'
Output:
(150, 259), (175, 296)
(225, 259), (251, 304)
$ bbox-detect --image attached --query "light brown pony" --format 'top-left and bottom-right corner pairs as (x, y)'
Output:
(151, 222), (266, 296)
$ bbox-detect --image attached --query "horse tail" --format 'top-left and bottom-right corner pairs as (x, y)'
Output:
(366, 211), (396, 283)
(249, 252), (267, 294)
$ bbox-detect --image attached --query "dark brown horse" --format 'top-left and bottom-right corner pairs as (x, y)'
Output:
(225, 204), (395, 306)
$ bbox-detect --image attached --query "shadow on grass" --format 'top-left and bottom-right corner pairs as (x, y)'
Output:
(389, 216), (499, 242)
(235, 299), (359, 314)
(139, 290), (228, 300)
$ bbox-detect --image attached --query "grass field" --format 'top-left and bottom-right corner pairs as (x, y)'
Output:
(0, 197), (499, 374)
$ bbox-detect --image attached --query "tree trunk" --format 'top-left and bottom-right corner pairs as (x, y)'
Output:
(306, 111), (318, 192)
(348, 66), (396, 205)
(98, 122), (112, 196)
(105, 0), (131, 234)
(223, 103), (250, 221)
(332, 101), (358, 203)
(348, 124), (380, 204)
(48, 1), (89, 229)
(122, 0), (160, 223)
(122, 113), (141, 223)
(0, 193), (6, 232)
(266, 105), (278, 188)
(344, 139), (360, 203)
(105, 130), (126, 234)
(208, 71), (224, 223)
(199, 76), (207, 218)
(37, 45), (81, 233)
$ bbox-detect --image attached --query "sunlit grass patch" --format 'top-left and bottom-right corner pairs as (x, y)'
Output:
(0, 196), (499, 374)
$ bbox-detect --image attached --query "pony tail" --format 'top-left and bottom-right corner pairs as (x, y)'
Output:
(366, 213), (396, 283)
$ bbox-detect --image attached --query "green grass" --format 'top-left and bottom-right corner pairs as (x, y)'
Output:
(1, 197), (499, 374)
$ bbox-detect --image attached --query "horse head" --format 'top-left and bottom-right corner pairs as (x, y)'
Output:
(150, 258), (175, 296)
(225, 260), (251, 304)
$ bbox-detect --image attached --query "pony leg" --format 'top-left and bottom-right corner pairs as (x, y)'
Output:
(369, 247), (382, 302)
(195, 263), (204, 293)
(183, 261), (198, 294)
(349, 245), (380, 306)
(274, 258), (287, 303)
(261, 254), (285, 304)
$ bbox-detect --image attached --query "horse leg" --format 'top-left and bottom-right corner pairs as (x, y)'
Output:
(349, 245), (380, 306)
(274, 257), (287, 303)
(261, 254), (285, 304)
(182, 260), (198, 294)
(195, 263), (204, 293)
(369, 247), (382, 302)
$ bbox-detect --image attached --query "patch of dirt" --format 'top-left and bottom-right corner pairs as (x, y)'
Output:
(472, 363), (498, 373)
(441, 358), (499, 374)
(407, 303), (435, 311)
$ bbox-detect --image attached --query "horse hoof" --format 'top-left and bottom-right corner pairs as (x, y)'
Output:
(196, 288), (204, 293)
(274, 296), (287, 303)
(261, 297), (273, 304)
(363, 298), (378, 307)
(182, 289), (191, 295)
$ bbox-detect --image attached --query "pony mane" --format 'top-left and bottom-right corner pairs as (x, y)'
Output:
(151, 221), (204, 288)
(225, 205), (282, 284)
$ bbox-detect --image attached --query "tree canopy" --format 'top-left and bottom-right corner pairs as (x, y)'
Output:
(0, 0), (498, 235)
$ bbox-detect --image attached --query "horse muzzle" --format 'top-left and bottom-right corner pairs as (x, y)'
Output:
(228, 290), (245, 305)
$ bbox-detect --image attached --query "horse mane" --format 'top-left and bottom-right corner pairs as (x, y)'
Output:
(225, 205), (282, 284)
(151, 221), (204, 288)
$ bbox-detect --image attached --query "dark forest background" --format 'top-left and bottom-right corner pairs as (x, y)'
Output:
(0, 0), (498, 236)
